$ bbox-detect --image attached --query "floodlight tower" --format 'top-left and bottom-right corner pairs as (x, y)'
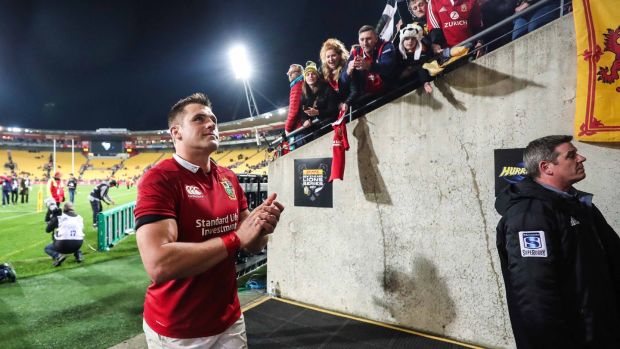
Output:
(229, 45), (260, 119)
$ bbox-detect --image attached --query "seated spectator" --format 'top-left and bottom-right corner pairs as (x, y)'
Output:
(45, 202), (85, 267)
(319, 38), (359, 113)
(297, 61), (339, 141)
(512, 0), (561, 41)
(397, 23), (434, 94)
(427, 0), (484, 62)
(343, 25), (398, 99)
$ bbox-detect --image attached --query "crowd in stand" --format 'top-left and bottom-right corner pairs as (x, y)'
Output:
(280, 0), (568, 154)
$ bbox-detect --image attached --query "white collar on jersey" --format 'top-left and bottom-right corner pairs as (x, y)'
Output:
(173, 154), (200, 173)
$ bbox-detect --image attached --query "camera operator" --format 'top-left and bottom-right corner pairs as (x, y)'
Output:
(44, 202), (85, 267)
(43, 197), (62, 224)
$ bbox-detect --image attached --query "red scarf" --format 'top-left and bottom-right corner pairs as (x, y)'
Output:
(328, 109), (350, 182)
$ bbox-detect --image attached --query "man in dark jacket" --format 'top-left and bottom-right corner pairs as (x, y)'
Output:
(495, 135), (620, 348)
(343, 25), (398, 98)
(88, 179), (117, 227)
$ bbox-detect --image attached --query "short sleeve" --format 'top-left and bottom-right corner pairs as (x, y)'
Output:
(135, 169), (178, 219)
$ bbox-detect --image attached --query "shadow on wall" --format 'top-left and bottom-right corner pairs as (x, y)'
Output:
(373, 256), (456, 335)
(419, 63), (546, 112)
(353, 117), (392, 205)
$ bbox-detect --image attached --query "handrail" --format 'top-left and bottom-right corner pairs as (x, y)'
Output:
(456, 0), (567, 48)
(270, 0), (571, 151)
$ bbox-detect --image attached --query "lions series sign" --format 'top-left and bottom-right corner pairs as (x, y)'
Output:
(294, 158), (333, 208)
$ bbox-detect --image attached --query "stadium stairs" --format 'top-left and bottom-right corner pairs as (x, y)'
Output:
(265, 15), (620, 348)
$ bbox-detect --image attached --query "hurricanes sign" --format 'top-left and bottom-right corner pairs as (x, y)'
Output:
(494, 148), (527, 196)
(294, 158), (333, 208)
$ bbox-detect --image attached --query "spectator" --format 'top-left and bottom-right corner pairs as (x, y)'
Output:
(1, 176), (10, 206)
(67, 173), (78, 203)
(397, 0), (443, 55)
(427, 0), (483, 62)
(284, 63), (304, 150)
(19, 174), (31, 204)
(479, 0), (515, 52)
(298, 61), (340, 139)
(88, 179), (117, 228)
(320, 38), (359, 113)
(344, 25), (398, 100)
(512, 0), (561, 41)
(397, 23), (434, 93)
(10, 175), (18, 204)
(47, 171), (65, 205)
(45, 202), (85, 267)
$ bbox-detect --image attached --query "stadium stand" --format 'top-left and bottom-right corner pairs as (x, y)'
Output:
(114, 152), (165, 182)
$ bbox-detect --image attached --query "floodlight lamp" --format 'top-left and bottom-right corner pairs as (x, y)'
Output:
(278, 108), (286, 115)
(228, 45), (251, 80)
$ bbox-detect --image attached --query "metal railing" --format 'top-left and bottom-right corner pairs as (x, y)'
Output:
(270, 0), (571, 150)
(97, 201), (135, 251)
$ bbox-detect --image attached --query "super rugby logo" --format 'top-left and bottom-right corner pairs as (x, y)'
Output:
(185, 185), (203, 198)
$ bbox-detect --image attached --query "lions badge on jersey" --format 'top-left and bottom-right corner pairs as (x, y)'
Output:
(220, 179), (237, 200)
(518, 231), (547, 257)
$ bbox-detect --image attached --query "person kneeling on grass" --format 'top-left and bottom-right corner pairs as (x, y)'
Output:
(45, 202), (85, 267)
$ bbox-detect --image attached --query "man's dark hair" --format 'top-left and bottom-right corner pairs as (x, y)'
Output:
(358, 25), (377, 35)
(167, 93), (212, 127)
(523, 135), (573, 178)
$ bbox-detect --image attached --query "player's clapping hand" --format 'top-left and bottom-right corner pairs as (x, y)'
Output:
(237, 193), (284, 253)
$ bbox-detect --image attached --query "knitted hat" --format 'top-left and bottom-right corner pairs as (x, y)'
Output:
(304, 61), (319, 77)
(399, 23), (424, 58)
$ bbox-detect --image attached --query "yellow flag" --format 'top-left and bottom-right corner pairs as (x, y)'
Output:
(573, 0), (620, 142)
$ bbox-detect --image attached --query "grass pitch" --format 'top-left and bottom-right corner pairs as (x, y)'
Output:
(0, 184), (148, 349)
(0, 184), (140, 278)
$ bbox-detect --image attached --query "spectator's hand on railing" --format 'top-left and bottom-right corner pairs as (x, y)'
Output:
(515, 1), (529, 13)
(302, 120), (312, 128)
(423, 82), (433, 94)
(475, 40), (484, 59)
(304, 107), (319, 117)
(431, 44), (443, 55)
(339, 103), (348, 113)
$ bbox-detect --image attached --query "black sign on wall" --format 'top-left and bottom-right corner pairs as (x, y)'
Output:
(494, 148), (527, 196)
(294, 158), (333, 208)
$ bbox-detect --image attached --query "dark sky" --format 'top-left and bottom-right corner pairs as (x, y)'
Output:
(0, 0), (384, 131)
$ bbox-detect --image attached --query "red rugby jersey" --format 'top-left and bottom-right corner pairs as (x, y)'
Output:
(427, 0), (482, 47)
(135, 155), (248, 338)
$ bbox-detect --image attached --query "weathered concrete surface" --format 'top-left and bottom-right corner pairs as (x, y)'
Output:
(267, 16), (620, 348)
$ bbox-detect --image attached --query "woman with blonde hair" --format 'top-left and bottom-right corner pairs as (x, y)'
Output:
(319, 38), (359, 112)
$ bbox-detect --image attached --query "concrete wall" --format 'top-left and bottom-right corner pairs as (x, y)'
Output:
(266, 16), (620, 348)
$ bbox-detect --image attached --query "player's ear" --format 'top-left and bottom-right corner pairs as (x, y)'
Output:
(170, 124), (182, 142)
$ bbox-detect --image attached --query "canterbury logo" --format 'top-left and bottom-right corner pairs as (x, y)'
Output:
(185, 185), (203, 196)
(439, 6), (447, 12)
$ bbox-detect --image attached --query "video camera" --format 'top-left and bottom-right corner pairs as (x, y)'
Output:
(0, 263), (16, 283)
(44, 197), (62, 224)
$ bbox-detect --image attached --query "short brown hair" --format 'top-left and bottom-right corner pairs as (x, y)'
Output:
(358, 25), (376, 35)
(167, 93), (212, 127)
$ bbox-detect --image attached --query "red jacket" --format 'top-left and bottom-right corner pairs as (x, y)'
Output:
(285, 76), (304, 133)
(48, 178), (65, 203)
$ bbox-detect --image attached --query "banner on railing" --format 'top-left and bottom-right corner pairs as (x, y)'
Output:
(573, 0), (620, 141)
